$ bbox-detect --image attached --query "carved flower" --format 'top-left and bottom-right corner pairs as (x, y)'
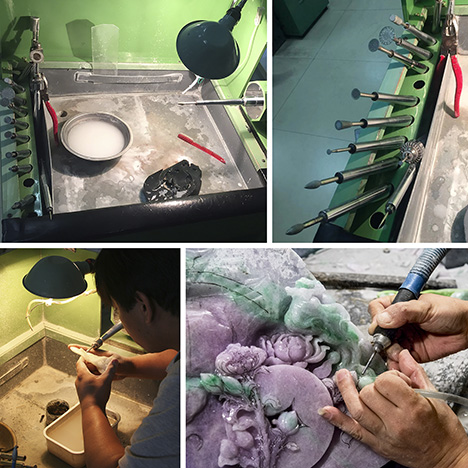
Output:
(259, 333), (328, 368)
(215, 344), (267, 377)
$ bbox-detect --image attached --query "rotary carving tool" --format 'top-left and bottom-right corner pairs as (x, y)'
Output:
(352, 88), (419, 106)
(86, 322), (124, 352)
(362, 248), (449, 375)
(377, 140), (425, 229)
(327, 135), (407, 155)
(389, 14), (437, 46)
(335, 115), (414, 131)
(368, 39), (429, 74)
(305, 157), (400, 190)
(286, 184), (393, 235)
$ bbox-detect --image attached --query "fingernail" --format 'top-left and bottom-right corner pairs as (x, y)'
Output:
(318, 408), (331, 420)
(335, 369), (348, 383)
(379, 312), (392, 325)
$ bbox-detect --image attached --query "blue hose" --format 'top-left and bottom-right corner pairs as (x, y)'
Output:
(400, 248), (449, 297)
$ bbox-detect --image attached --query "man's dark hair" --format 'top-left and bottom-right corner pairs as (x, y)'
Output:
(94, 249), (180, 316)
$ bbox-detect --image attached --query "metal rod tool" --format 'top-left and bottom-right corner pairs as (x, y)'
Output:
(305, 158), (400, 189)
(9, 164), (33, 175)
(362, 248), (449, 375)
(433, 0), (444, 33)
(11, 194), (36, 211)
(335, 115), (414, 130)
(5, 131), (30, 144)
(178, 97), (264, 106)
(352, 88), (419, 106)
(3, 77), (26, 93)
(378, 140), (425, 228)
(4, 116), (29, 130)
(369, 39), (429, 73)
(379, 26), (433, 60)
(390, 14), (437, 45)
(1, 101), (28, 117)
(378, 163), (417, 229)
(86, 322), (125, 352)
(5, 149), (32, 159)
(392, 36), (433, 60)
(327, 135), (407, 155)
(286, 184), (393, 235)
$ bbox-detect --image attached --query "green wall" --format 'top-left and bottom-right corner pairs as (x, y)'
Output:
(0, 249), (43, 349)
(0, 0), (267, 97)
(0, 249), (101, 362)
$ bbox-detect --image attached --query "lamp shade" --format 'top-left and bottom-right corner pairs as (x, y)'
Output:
(176, 20), (240, 79)
(23, 256), (88, 299)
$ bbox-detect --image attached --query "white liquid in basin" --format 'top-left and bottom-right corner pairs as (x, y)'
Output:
(49, 409), (84, 452)
(66, 120), (126, 159)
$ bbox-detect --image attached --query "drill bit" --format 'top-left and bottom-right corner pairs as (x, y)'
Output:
(377, 211), (390, 230)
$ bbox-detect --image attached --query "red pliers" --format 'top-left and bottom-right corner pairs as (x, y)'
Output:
(437, 0), (463, 118)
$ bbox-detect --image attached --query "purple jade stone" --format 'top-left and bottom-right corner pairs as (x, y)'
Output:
(186, 249), (388, 468)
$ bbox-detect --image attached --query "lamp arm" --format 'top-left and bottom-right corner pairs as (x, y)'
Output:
(75, 258), (96, 275)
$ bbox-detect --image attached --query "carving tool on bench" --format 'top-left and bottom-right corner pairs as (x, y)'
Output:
(178, 97), (264, 106)
(362, 248), (449, 375)
(437, 0), (462, 118)
(286, 184), (393, 235)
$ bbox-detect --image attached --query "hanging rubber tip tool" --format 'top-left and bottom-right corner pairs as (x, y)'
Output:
(362, 248), (449, 375)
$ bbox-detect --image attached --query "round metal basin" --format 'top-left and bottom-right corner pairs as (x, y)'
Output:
(60, 112), (133, 161)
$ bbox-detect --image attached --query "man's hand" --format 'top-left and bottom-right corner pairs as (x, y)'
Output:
(368, 293), (468, 363)
(319, 350), (468, 468)
(75, 358), (118, 411)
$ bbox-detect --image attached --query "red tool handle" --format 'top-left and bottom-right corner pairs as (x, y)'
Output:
(436, 54), (446, 78)
(451, 55), (463, 118)
(178, 133), (226, 164)
(45, 101), (59, 145)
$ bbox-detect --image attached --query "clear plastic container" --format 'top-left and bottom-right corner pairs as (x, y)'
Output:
(91, 24), (119, 75)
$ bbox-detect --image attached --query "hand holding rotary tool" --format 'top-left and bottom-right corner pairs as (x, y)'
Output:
(362, 248), (449, 374)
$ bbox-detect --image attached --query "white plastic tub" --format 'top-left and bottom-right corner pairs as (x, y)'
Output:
(44, 402), (120, 467)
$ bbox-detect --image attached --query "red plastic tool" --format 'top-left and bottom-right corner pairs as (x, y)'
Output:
(45, 101), (59, 145)
(178, 133), (226, 164)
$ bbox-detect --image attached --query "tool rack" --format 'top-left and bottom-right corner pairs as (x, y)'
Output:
(314, 1), (442, 242)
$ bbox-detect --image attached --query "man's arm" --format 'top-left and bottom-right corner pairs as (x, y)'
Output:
(75, 359), (125, 468)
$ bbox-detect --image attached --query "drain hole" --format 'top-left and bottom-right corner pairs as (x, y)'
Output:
(370, 212), (386, 229)
(46, 399), (70, 425)
(413, 80), (425, 90)
(23, 178), (35, 188)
